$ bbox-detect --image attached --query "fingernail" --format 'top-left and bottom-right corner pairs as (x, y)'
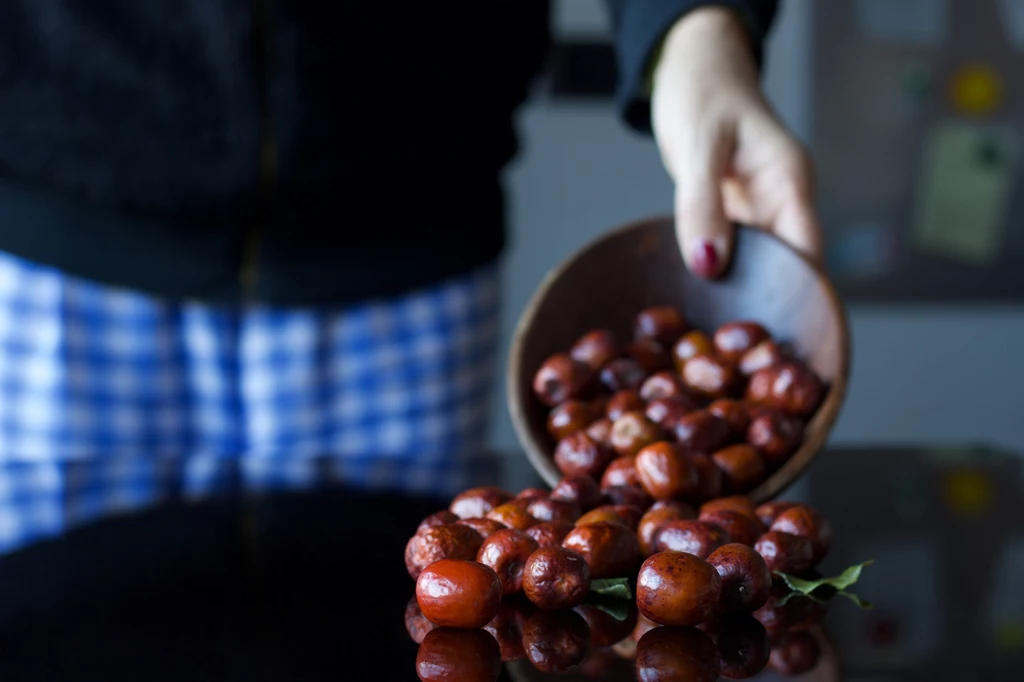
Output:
(691, 239), (719, 277)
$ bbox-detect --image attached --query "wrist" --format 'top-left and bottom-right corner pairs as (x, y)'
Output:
(651, 6), (759, 92)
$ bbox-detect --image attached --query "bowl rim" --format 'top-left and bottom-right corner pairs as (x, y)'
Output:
(506, 213), (851, 503)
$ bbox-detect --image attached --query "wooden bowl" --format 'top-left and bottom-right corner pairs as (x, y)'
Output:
(507, 214), (850, 503)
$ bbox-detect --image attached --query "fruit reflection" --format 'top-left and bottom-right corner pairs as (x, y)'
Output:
(412, 597), (830, 680)
(415, 627), (501, 682)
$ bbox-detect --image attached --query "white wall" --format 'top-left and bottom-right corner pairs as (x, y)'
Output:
(491, 0), (1024, 490)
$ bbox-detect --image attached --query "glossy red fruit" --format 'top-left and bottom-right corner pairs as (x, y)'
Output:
(707, 543), (773, 614)
(405, 523), (485, 580)
(698, 508), (765, 547)
(533, 353), (593, 407)
(550, 473), (604, 511)
(636, 551), (722, 627)
(652, 519), (731, 559)
(522, 546), (591, 610)
(477, 528), (540, 595)
(570, 329), (619, 371)
(769, 504), (833, 565)
(416, 559), (503, 629)
(754, 531), (814, 575)
(635, 441), (698, 501)
(449, 486), (513, 520)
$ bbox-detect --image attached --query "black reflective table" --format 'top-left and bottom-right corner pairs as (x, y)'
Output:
(0, 446), (1018, 681)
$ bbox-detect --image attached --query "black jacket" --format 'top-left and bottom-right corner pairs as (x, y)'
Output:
(0, 0), (776, 306)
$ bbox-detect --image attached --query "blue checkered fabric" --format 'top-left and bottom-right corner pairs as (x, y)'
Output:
(0, 250), (502, 554)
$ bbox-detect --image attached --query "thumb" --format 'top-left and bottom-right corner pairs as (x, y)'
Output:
(673, 133), (733, 278)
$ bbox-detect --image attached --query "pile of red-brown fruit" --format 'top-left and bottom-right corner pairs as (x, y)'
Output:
(405, 481), (833, 680)
(532, 306), (827, 499)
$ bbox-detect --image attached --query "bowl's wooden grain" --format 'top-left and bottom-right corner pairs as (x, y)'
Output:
(507, 215), (850, 504)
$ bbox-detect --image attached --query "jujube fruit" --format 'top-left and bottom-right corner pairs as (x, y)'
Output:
(602, 484), (653, 510)
(605, 389), (645, 421)
(546, 399), (594, 440)
(600, 456), (641, 491)
(754, 500), (799, 528)
(485, 500), (539, 531)
(673, 410), (730, 454)
(746, 408), (803, 465)
(645, 395), (697, 429)
(550, 473), (603, 511)
(526, 497), (580, 526)
(738, 339), (788, 376)
(672, 330), (714, 372)
(562, 521), (641, 579)
(417, 510), (460, 535)
(754, 531), (814, 575)
(713, 444), (767, 493)
(570, 329), (619, 370)
(477, 528), (540, 595)
(699, 494), (756, 519)
(524, 520), (574, 548)
(406, 523), (485, 580)
(533, 352), (592, 407)
(585, 417), (614, 450)
(652, 519), (730, 559)
(707, 543), (772, 614)
(707, 398), (750, 439)
(639, 370), (687, 402)
(455, 517), (507, 539)
(698, 508), (764, 547)
(610, 411), (663, 457)
(713, 321), (770, 363)
(627, 338), (672, 374)
(681, 353), (739, 400)
(769, 504), (833, 564)
(522, 546), (591, 610)
(635, 441), (698, 501)
(415, 559), (502, 629)
(636, 551), (722, 627)
(599, 357), (647, 392)
(637, 503), (695, 557)
(634, 306), (688, 346)
(554, 431), (614, 479)
(449, 486), (513, 520)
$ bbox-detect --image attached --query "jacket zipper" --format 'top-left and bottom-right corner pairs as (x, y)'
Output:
(241, 0), (276, 297)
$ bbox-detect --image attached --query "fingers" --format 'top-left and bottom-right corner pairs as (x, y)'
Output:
(673, 131), (734, 278)
(762, 143), (823, 264)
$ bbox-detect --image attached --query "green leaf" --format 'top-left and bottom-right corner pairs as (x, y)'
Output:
(589, 577), (632, 600)
(775, 561), (874, 610)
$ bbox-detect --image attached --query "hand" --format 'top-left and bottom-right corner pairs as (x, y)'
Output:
(651, 7), (821, 277)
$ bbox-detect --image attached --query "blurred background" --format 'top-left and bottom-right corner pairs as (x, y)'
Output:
(491, 0), (1024, 491)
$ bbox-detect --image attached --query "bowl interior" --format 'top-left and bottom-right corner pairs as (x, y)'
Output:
(507, 215), (850, 502)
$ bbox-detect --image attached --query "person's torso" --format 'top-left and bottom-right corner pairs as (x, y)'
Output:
(0, 0), (552, 303)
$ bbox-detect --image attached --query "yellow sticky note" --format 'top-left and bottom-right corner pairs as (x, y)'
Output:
(949, 64), (1003, 115)
(995, 620), (1024, 651)
(911, 121), (1020, 265)
(942, 470), (992, 516)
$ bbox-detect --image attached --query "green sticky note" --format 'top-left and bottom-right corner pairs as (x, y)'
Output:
(911, 121), (1020, 265)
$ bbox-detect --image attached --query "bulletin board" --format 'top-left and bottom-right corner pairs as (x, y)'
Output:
(812, 0), (1024, 303)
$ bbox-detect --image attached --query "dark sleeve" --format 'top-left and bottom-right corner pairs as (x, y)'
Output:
(604, 0), (779, 133)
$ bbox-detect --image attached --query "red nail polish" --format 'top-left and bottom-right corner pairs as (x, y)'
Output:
(692, 240), (719, 277)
